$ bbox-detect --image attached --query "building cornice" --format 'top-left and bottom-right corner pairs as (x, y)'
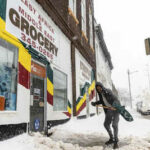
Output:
(95, 24), (113, 70)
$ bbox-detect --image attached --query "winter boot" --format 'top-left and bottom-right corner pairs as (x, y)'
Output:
(113, 141), (119, 149)
(105, 139), (114, 145)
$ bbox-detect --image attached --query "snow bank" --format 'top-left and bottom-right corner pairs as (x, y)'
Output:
(51, 108), (150, 138)
(0, 133), (104, 150)
(0, 109), (150, 150)
(119, 108), (150, 137)
(50, 108), (150, 149)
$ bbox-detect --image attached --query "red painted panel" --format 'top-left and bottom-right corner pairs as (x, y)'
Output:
(47, 91), (53, 105)
(92, 90), (95, 98)
(89, 93), (93, 101)
(19, 63), (30, 89)
(63, 112), (71, 117)
(76, 101), (86, 116)
(89, 90), (95, 101)
(77, 89), (96, 116)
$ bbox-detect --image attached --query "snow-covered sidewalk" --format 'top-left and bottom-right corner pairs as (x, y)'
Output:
(1, 109), (150, 150)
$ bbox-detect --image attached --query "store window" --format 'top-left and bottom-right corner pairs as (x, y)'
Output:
(0, 38), (18, 111)
(53, 68), (67, 111)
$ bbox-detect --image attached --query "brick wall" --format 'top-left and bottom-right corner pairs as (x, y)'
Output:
(36, 0), (96, 69)
(49, 0), (68, 22)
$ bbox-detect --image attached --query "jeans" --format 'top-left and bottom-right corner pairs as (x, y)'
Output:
(104, 101), (120, 142)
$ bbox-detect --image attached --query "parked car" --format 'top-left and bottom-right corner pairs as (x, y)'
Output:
(136, 101), (142, 113)
(141, 110), (150, 115)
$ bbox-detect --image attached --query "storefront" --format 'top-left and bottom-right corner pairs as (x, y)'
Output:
(0, 0), (72, 137)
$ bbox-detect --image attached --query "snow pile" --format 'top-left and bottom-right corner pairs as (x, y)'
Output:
(118, 136), (150, 150)
(0, 109), (150, 150)
(51, 108), (150, 138)
(0, 133), (103, 150)
(119, 108), (150, 137)
(50, 108), (150, 149)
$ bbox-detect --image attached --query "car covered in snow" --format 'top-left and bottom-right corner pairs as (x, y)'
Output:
(140, 110), (150, 115)
(136, 102), (150, 115)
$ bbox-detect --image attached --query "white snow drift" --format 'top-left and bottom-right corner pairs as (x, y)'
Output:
(1, 109), (150, 150)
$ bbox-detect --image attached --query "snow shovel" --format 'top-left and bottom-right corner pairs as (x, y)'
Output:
(112, 102), (134, 122)
(97, 104), (134, 122)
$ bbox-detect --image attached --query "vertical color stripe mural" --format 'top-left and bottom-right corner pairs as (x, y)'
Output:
(76, 79), (95, 116)
(47, 66), (54, 105)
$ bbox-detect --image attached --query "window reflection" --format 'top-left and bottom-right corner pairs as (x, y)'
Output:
(0, 38), (18, 111)
(53, 68), (67, 111)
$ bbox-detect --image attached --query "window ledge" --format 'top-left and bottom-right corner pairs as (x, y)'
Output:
(53, 110), (68, 112)
(82, 31), (88, 42)
(68, 7), (79, 25)
(0, 111), (17, 114)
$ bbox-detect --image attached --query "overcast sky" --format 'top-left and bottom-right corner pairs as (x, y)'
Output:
(94, 0), (150, 97)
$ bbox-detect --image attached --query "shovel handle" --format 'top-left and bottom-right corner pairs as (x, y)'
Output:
(96, 105), (116, 110)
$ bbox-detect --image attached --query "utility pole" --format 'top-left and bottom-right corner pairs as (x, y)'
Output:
(145, 64), (150, 90)
(127, 69), (138, 109)
(127, 70), (132, 108)
(147, 69), (150, 90)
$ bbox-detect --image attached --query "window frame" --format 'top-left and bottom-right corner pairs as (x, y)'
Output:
(53, 67), (68, 112)
(81, 0), (87, 36)
(69, 0), (77, 17)
(89, 8), (93, 47)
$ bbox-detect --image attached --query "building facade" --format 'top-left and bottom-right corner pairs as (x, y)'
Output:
(95, 23), (113, 89)
(0, 0), (96, 139)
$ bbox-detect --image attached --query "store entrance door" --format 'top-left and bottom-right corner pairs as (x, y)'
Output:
(30, 61), (46, 132)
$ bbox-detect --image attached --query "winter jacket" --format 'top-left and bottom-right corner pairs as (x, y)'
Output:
(94, 82), (119, 114)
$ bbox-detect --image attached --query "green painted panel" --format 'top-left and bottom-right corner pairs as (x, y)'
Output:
(0, 0), (7, 21)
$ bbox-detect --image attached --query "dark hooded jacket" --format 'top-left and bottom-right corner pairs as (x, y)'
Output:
(95, 82), (119, 113)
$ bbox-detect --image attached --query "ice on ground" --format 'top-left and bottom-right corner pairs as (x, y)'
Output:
(1, 132), (150, 150)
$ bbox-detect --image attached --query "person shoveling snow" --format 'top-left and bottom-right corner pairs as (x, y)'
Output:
(91, 82), (133, 149)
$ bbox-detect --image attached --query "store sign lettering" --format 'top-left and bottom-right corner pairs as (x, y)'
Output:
(31, 61), (46, 78)
(6, 0), (59, 62)
(9, 8), (58, 57)
(20, 0), (36, 15)
(80, 61), (91, 81)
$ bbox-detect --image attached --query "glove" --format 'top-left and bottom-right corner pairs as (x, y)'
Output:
(91, 102), (96, 106)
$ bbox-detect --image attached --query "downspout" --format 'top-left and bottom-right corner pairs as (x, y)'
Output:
(44, 64), (48, 135)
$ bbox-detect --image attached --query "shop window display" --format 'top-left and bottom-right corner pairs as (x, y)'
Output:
(0, 38), (18, 111)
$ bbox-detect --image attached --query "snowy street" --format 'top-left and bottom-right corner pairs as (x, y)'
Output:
(1, 0), (150, 150)
(1, 109), (150, 150)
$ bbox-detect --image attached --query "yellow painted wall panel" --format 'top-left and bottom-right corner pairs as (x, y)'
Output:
(47, 78), (54, 96)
